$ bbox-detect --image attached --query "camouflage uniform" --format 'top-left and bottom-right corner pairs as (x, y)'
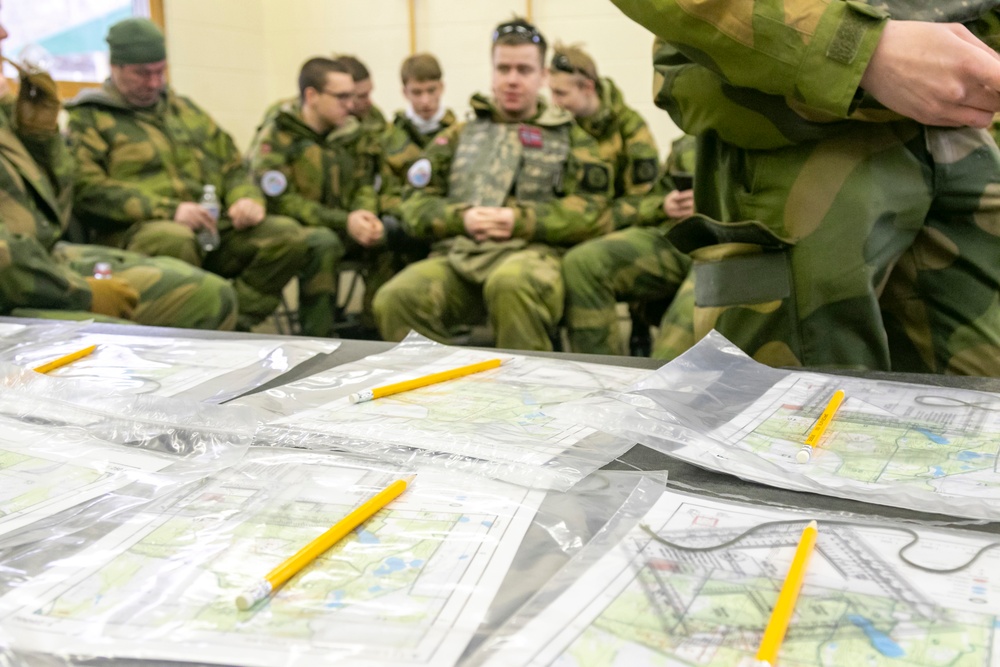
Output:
(0, 94), (236, 329)
(564, 135), (695, 355)
(248, 100), (386, 337)
(66, 82), (310, 331)
(379, 108), (458, 218)
(615, 0), (1000, 375)
(373, 94), (614, 351)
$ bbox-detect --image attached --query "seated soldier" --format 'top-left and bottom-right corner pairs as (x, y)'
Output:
(65, 18), (310, 332)
(562, 135), (696, 356)
(334, 55), (388, 137)
(249, 57), (390, 337)
(380, 53), (457, 220)
(548, 43), (660, 230)
(0, 17), (235, 330)
(373, 18), (614, 352)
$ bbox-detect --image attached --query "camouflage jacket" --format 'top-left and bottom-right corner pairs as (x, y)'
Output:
(618, 0), (1000, 149)
(247, 99), (379, 232)
(0, 96), (92, 312)
(65, 82), (263, 234)
(576, 77), (659, 229)
(379, 108), (458, 218)
(633, 134), (697, 228)
(401, 94), (613, 248)
(359, 104), (388, 138)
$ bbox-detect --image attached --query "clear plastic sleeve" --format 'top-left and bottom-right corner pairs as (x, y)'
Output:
(0, 322), (339, 402)
(0, 361), (256, 548)
(234, 333), (650, 491)
(0, 451), (661, 667)
(470, 484), (1000, 666)
(548, 330), (1000, 520)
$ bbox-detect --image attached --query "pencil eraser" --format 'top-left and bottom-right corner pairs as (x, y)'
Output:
(795, 448), (811, 464)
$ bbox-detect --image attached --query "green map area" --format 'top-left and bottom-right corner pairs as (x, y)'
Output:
(743, 406), (998, 488)
(559, 543), (994, 666)
(0, 449), (102, 518)
(38, 491), (479, 646)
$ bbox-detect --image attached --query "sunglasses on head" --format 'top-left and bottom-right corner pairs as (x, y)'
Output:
(493, 22), (545, 45)
(551, 53), (594, 81)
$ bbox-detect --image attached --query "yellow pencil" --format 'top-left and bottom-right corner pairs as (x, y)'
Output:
(235, 474), (415, 610)
(796, 389), (845, 463)
(755, 520), (819, 667)
(33, 344), (98, 374)
(348, 358), (503, 404)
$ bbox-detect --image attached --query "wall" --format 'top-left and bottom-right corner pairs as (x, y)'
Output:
(164, 0), (682, 155)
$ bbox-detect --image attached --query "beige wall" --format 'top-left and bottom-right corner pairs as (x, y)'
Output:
(164, 0), (682, 155)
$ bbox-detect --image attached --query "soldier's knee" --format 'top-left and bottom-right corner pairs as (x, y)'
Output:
(305, 226), (346, 259)
(561, 244), (605, 284)
(263, 215), (309, 242)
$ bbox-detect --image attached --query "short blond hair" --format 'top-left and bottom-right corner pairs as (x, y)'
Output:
(401, 53), (442, 85)
(550, 42), (600, 92)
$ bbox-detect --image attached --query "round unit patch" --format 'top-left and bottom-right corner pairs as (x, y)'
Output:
(260, 170), (288, 197)
(407, 158), (432, 188)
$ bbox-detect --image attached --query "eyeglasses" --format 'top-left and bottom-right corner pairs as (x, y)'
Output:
(320, 89), (353, 103)
(492, 22), (545, 46)
(551, 53), (595, 81)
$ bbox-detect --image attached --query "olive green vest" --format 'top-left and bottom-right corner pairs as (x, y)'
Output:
(448, 119), (570, 207)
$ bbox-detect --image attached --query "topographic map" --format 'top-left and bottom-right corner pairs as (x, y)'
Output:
(0, 450), (542, 667)
(480, 490), (1000, 666)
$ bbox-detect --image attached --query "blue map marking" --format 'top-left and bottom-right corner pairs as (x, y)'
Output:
(355, 529), (379, 544)
(914, 428), (948, 445)
(848, 614), (905, 658)
(957, 451), (985, 462)
(374, 557), (407, 576)
(326, 589), (346, 609)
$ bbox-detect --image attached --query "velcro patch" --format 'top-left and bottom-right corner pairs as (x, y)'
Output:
(519, 125), (543, 148)
(581, 163), (610, 193)
(632, 158), (658, 185)
(260, 170), (288, 197)
(407, 157), (432, 188)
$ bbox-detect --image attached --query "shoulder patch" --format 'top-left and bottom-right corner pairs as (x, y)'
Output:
(258, 143), (272, 155)
(407, 157), (432, 188)
(581, 163), (611, 193)
(632, 158), (658, 185)
(260, 170), (288, 197)
(434, 135), (449, 146)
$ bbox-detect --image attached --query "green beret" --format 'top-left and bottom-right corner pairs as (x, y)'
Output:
(107, 18), (166, 65)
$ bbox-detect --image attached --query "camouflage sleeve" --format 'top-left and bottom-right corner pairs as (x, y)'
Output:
(633, 134), (698, 228)
(0, 226), (91, 312)
(349, 135), (381, 214)
(248, 122), (348, 231)
(509, 127), (613, 246)
(212, 124), (263, 208)
(377, 125), (417, 218)
(613, 0), (887, 118)
(609, 108), (659, 229)
(68, 108), (180, 226)
(399, 124), (469, 240)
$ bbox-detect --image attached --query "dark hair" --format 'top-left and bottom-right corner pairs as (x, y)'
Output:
(492, 18), (547, 63)
(333, 54), (371, 82)
(401, 53), (443, 85)
(298, 57), (352, 100)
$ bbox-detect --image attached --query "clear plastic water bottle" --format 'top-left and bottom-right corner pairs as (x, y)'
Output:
(197, 184), (221, 253)
(92, 261), (113, 279)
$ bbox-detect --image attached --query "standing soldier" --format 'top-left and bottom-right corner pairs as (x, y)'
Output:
(614, 0), (1000, 374)
(372, 19), (614, 351)
(249, 57), (389, 337)
(380, 53), (457, 219)
(0, 16), (236, 329)
(66, 18), (309, 332)
(563, 135), (695, 356)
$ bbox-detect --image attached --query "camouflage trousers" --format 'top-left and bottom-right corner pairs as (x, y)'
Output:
(14, 243), (237, 329)
(672, 123), (1000, 374)
(563, 227), (690, 355)
(296, 226), (398, 337)
(373, 245), (563, 351)
(117, 215), (309, 331)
